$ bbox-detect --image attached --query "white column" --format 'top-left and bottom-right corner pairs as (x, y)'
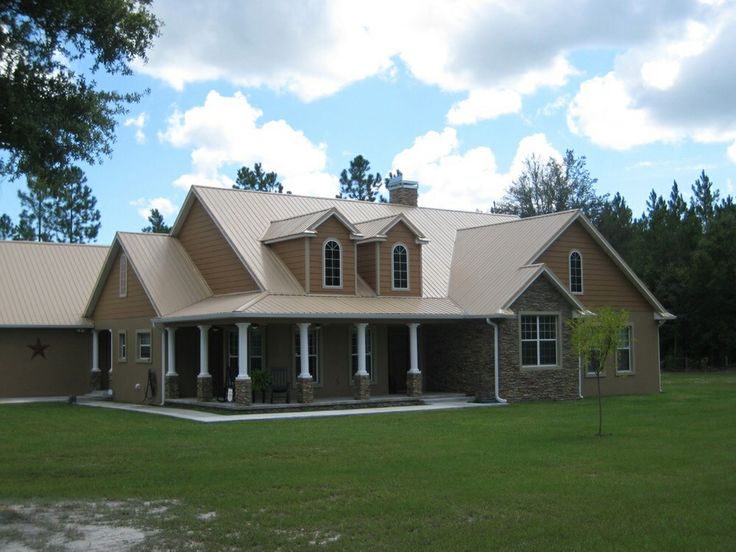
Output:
(408, 323), (420, 374)
(198, 324), (210, 377)
(356, 323), (368, 376)
(166, 328), (177, 376)
(236, 322), (251, 380)
(91, 329), (100, 372)
(298, 322), (311, 379)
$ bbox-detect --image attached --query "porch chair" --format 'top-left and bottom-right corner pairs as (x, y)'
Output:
(270, 367), (290, 403)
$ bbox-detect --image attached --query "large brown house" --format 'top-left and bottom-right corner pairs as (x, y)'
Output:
(0, 179), (673, 404)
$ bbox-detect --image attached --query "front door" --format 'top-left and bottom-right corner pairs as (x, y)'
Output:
(388, 326), (408, 394)
(99, 330), (111, 390)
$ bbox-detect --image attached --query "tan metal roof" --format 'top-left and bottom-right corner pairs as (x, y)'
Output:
(261, 209), (329, 242)
(354, 213), (428, 242)
(181, 187), (517, 298)
(117, 233), (212, 316)
(0, 241), (108, 327)
(160, 292), (465, 322)
(448, 211), (581, 315)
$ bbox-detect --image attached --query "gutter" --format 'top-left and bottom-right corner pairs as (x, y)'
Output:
(486, 319), (507, 404)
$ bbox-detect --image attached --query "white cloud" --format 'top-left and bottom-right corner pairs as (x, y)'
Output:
(446, 89), (522, 126)
(727, 142), (736, 164)
(159, 91), (339, 196)
(124, 112), (147, 144)
(390, 129), (561, 211)
(130, 197), (178, 220)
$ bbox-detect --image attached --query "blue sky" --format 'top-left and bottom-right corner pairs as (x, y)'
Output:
(2, 0), (735, 244)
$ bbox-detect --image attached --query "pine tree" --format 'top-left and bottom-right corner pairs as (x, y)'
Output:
(338, 155), (383, 201)
(142, 209), (171, 233)
(0, 214), (13, 239)
(691, 170), (720, 231)
(595, 192), (634, 261)
(233, 163), (283, 193)
(52, 168), (101, 243)
(16, 176), (55, 241)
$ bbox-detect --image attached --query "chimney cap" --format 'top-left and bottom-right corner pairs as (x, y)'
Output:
(386, 174), (418, 190)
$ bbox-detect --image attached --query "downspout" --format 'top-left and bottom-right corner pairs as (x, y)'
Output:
(486, 319), (507, 404)
(160, 326), (166, 406)
(657, 320), (665, 393)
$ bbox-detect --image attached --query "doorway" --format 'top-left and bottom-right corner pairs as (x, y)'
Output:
(388, 325), (408, 394)
(99, 330), (111, 390)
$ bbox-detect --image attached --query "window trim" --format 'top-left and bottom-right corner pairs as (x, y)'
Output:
(322, 238), (343, 289)
(519, 312), (561, 369)
(118, 330), (127, 362)
(294, 326), (322, 385)
(349, 325), (375, 383)
(615, 324), (634, 375)
(119, 254), (128, 298)
(569, 250), (583, 295)
(391, 242), (410, 291)
(136, 329), (152, 363)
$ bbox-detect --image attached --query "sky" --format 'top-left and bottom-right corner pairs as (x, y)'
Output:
(3, 0), (736, 244)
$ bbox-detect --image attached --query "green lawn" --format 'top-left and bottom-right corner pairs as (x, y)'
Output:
(1, 372), (735, 550)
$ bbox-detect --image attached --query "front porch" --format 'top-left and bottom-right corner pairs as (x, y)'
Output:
(160, 320), (426, 405)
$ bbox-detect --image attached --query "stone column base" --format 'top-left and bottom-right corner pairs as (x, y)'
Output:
(297, 377), (314, 403)
(197, 375), (213, 401)
(353, 374), (370, 400)
(235, 377), (252, 406)
(406, 372), (422, 397)
(90, 370), (101, 391)
(165, 374), (180, 399)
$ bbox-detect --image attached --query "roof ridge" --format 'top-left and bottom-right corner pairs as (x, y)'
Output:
(0, 240), (109, 249)
(267, 207), (332, 225)
(192, 185), (520, 219)
(456, 209), (579, 233)
(354, 214), (400, 224)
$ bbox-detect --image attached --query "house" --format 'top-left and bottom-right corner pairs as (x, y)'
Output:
(0, 178), (673, 404)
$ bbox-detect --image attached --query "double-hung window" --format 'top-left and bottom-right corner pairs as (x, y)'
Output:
(350, 326), (374, 381)
(118, 331), (127, 362)
(616, 326), (633, 373)
(392, 244), (409, 290)
(569, 251), (583, 293)
(249, 326), (264, 373)
(294, 327), (320, 383)
(521, 315), (558, 367)
(136, 330), (151, 362)
(323, 239), (342, 287)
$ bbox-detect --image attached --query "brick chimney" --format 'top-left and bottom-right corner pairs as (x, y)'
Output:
(386, 174), (419, 207)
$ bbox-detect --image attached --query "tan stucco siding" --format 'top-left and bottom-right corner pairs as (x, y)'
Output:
(96, 317), (163, 404)
(379, 222), (422, 297)
(537, 220), (650, 310)
(0, 328), (92, 398)
(93, 250), (156, 320)
(178, 200), (258, 294)
(309, 217), (356, 294)
(271, 238), (306, 289)
(356, 242), (376, 291)
(581, 311), (660, 396)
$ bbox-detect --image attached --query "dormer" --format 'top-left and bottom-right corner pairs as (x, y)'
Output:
(354, 214), (428, 296)
(262, 208), (363, 295)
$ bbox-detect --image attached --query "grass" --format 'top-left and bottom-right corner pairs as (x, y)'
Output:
(1, 371), (735, 550)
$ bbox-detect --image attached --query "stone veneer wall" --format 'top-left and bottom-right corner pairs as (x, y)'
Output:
(423, 320), (494, 400)
(498, 275), (579, 402)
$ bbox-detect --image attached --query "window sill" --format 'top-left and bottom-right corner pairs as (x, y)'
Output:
(615, 371), (634, 377)
(521, 365), (560, 371)
(136, 359), (152, 364)
(585, 373), (606, 378)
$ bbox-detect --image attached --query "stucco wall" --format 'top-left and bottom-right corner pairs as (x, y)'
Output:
(0, 328), (92, 398)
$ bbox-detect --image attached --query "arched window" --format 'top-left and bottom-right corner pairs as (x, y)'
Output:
(323, 239), (342, 287)
(569, 251), (583, 293)
(392, 244), (409, 290)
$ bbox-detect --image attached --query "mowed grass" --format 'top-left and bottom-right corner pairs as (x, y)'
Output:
(1, 372), (735, 550)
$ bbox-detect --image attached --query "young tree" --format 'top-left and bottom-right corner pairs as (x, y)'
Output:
(52, 168), (101, 243)
(142, 209), (171, 234)
(500, 150), (605, 219)
(16, 176), (56, 241)
(339, 155), (383, 201)
(569, 308), (629, 436)
(233, 163), (283, 193)
(0, 1), (160, 184)
(0, 214), (13, 239)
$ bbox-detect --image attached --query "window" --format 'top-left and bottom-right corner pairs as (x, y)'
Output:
(119, 254), (128, 297)
(392, 244), (409, 290)
(521, 315), (558, 367)
(584, 350), (601, 376)
(118, 331), (127, 362)
(249, 326), (264, 373)
(136, 330), (151, 362)
(323, 239), (342, 287)
(295, 327), (320, 383)
(569, 251), (583, 294)
(616, 326), (633, 373)
(228, 330), (238, 369)
(350, 326), (374, 382)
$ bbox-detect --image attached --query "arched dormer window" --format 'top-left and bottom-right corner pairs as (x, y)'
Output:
(323, 239), (342, 288)
(569, 250), (583, 294)
(392, 243), (409, 290)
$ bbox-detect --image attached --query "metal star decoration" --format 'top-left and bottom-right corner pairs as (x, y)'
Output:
(28, 338), (49, 359)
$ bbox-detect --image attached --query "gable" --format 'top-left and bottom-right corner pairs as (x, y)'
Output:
(536, 220), (650, 311)
(93, 249), (156, 320)
(177, 199), (259, 295)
